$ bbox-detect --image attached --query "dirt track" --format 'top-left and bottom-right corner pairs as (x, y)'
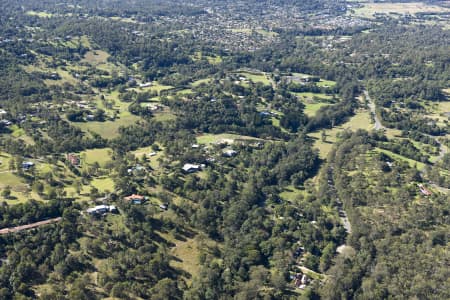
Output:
(0, 217), (61, 235)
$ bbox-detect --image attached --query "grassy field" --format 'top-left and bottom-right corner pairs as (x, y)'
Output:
(76, 114), (140, 139)
(238, 71), (271, 85)
(196, 133), (261, 145)
(279, 185), (308, 202)
(26, 11), (53, 18)
(373, 148), (426, 170)
(294, 92), (334, 101)
(130, 82), (174, 95)
(191, 52), (223, 65)
(191, 78), (213, 87)
(317, 79), (337, 88)
(132, 146), (164, 170)
(309, 110), (373, 159)
(81, 148), (112, 167)
(304, 102), (332, 117)
(82, 50), (110, 65)
(0, 152), (11, 172)
(169, 236), (201, 282)
(91, 177), (115, 193)
(352, 2), (450, 18)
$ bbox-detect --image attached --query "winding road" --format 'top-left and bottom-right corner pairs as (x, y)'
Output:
(364, 90), (385, 131)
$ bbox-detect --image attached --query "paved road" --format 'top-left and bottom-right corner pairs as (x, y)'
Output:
(326, 167), (352, 234)
(0, 217), (62, 235)
(364, 90), (384, 130)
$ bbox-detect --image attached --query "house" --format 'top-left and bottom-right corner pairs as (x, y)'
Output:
(124, 194), (145, 204)
(159, 203), (168, 210)
(182, 163), (204, 173)
(86, 205), (117, 215)
(22, 161), (34, 170)
(139, 82), (152, 88)
(293, 273), (309, 289)
(67, 153), (80, 166)
(418, 184), (432, 196)
(223, 149), (238, 157)
(0, 109), (6, 119)
(0, 119), (12, 126)
(127, 164), (146, 175)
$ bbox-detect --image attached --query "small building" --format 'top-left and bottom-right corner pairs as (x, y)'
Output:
(182, 163), (203, 173)
(159, 203), (168, 210)
(0, 119), (12, 126)
(418, 184), (432, 196)
(223, 149), (238, 157)
(149, 152), (157, 157)
(127, 165), (146, 175)
(0, 109), (6, 119)
(86, 205), (117, 215)
(139, 82), (152, 88)
(124, 194), (145, 204)
(22, 161), (34, 170)
(67, 153), (80, 166)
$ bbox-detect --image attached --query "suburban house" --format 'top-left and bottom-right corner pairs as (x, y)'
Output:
(292, 273), (310, 289)
(127, 164), (146, 176)
(86, 205), (117, 215)
(418, 184), (432, 196)
(67, 153), (80, 166)
(182, 163), (204, 173)
(124, 194), (145, 204)
(223, 149), (238, 157)
(22, 161), (34, 170)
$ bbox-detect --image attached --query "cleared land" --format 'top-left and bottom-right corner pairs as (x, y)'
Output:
(0, 217), (61, 235)
(76, 115), (140, 139)
(309, 110), (373, 158)
(352, 2), (450, 18)
(196, 133), (262, 145)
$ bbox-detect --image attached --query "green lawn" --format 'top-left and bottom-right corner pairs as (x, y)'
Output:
(309, 110), (373, 159)
(91, 177), (115, 193)
(304, 103), (331, 117)
(317, 79), (337, 88)
(373, 148), (426, 170)
(26, 11), (53, 18)
(81, 148), (112, 167)
(76, 114), (140, 139)
(238, 71), (271, 85)
(191, 78), (212, 87)
(294, 92), (334, 101)
(196, 133), (261, 145)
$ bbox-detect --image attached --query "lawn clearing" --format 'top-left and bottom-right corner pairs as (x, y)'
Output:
(191, 78), (213, 87)
(26, 11), (53, 18)
(237, 71), (271, 85)
(75, 114), (140, 139)
(81, 148), (112, 167)
(294, 92), (334, 101)
(196, 133), (261, 145)
(170, 237), (201, 282)
(280, 185), (307, 202)
(91, 177), (115, 193)
(309, 110), (373, 159)
(373, 148), (426, 170)
(82, 50), (110, 65)
(304, 102), (331, 117)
